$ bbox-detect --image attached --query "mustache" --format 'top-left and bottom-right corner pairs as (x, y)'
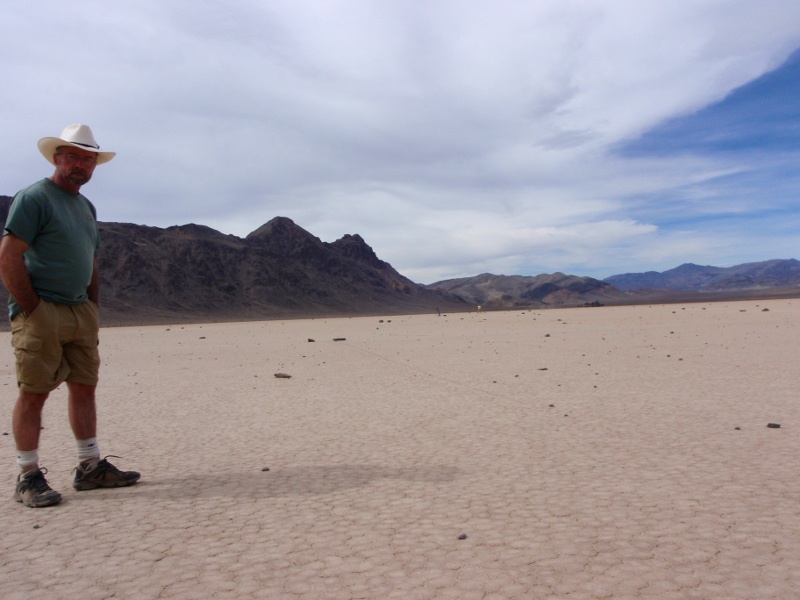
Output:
(66, 169), (91, 183)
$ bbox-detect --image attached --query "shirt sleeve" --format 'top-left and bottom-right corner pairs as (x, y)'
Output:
(4, 190), (47, 246)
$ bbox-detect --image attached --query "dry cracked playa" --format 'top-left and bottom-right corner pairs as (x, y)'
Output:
(1, 300), (798, 599)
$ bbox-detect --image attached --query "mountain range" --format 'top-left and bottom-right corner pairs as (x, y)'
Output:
(603, 260), (800, 291)
(0, 194), (797, 326)
(0, 195), (465, 326)
(424, 273), (625, 309)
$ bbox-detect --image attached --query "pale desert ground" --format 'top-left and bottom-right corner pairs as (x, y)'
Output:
(0, 299), (798, 599)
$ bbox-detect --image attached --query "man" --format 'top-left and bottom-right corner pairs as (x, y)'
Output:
(0, 124), (140, 508)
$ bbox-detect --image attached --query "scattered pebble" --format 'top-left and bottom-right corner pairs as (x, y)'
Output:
(767, 423), (781, 428)
(734, 427), (741, 430)
(33, 524), (41, 529)
(458, 533), (468, 540)
(261, 467), (270, 472)
(199, 336), (206, 339)
(307, 338), (315, 342)
(274, 373), (292, 379)
(333, 338), (346, 342)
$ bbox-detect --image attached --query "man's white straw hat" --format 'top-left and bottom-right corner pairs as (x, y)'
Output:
(38, 124), (116, 165)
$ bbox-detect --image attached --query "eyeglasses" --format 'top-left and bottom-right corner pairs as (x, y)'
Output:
(56, 152), (98, 167)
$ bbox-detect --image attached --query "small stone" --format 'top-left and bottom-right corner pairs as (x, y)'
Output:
(333, 338), (346, 342)
(261, 467), (270, 472)
(274, 373), (292, 379)
(734, 427), (741, 430)
(458, 533), (468, 540)
(199, 336), (206, 339)
(33, 524), (41, 529)
(767, 423), (781, 428)
(307, 338), (315, 342)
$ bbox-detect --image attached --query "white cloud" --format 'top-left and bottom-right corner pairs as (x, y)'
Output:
(1, 0), (799, 282)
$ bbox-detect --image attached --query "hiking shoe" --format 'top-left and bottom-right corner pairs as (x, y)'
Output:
(14, 468), (62, 508)
(73, 456), (141, 491)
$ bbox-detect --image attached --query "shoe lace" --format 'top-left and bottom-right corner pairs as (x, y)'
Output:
(26, 468), (54, 493)
(75, 455), (124, 474)
(73, 455), (124, 475)
(96, 455), (123, 469)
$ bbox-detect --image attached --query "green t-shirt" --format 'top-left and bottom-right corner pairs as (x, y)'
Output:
(4, 178), (100, 319)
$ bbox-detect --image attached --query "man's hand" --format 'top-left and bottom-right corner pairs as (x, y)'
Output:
(0, 232), (40, 315)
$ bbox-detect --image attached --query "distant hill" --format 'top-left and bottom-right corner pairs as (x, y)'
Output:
(426, 272), (626, 308)
(604, 260), (800, 291)
(1, 193), (798, 325)
(0, 195), (465, 326)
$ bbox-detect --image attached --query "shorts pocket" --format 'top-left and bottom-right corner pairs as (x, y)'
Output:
(14, 334), (43, 352)
(23, 300), (48, 324)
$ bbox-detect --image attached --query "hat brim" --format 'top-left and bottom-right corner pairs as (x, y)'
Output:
(37, 138), (116, 166)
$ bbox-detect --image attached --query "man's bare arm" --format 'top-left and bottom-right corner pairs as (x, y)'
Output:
(0, 233), (39, 315)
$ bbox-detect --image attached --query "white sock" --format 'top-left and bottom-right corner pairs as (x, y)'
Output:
(77, 438), (101, 464)
(17, 449), (39, 473)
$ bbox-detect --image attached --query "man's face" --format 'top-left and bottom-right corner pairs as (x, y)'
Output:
(53, 146), (98, 188)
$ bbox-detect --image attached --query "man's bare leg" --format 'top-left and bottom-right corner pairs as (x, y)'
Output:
(12, 390), (48, 474)
(67, 381), (97, 442)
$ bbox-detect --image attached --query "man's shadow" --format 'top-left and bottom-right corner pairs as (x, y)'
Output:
(75, 464), (463, 501)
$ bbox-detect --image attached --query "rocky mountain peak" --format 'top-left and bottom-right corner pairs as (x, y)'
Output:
(244, 216), (328, 259)
(329, 234), (386, 268)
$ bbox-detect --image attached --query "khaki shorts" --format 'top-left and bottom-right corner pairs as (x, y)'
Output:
(10, 299), (101, 394)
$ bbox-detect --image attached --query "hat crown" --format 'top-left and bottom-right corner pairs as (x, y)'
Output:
(59, 124), (101, 150)
(38, 124), (115, 165)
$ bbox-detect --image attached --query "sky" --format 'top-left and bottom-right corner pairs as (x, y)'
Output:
(2, 1), (799, 284)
